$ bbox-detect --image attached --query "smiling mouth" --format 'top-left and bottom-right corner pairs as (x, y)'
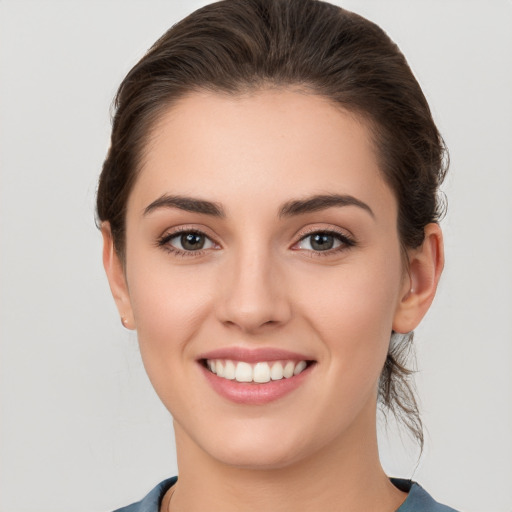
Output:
(202, 359), (314, 383)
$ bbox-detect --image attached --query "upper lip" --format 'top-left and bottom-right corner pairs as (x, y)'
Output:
(197, 347), (314, 363)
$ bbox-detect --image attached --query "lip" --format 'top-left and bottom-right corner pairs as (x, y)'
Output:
(197, 346), (312, 363)
(197, 347), (316, 405)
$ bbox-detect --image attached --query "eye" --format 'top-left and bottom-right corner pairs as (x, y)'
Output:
(294, 230), (355, 253)
(158, 230), (217, 254)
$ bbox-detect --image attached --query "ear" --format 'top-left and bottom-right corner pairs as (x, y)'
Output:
(393, 223), (444, 334)
(101, 222), (135, 330)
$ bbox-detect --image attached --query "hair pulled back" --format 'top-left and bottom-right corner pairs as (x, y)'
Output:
(97, 0), (448, 450)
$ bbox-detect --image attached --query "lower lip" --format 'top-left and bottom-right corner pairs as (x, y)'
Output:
(200, 363), (314, 405)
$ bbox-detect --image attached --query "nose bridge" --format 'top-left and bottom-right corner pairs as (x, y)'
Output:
(218, 238), (290, 332)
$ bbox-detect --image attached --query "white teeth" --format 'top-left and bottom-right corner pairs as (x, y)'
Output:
(235, 361), (253, 382)
(293, 360), (307, 375)
(206, 359), (309, 383)
(253, 362), (271, 383)
(270, 362), (284, 381)
(224, 360), (236, 380)
(283, 361), (295, 378)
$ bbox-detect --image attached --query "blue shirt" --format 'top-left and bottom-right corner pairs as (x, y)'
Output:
(113, 476), (459, 511)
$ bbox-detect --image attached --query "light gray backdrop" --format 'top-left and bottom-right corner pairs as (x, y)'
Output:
(1, 1), (511, 511)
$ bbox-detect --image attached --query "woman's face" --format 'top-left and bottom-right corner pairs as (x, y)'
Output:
(116, 89), (413, 469)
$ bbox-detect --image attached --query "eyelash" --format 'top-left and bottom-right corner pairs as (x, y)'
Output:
(156, 227), (356, 258)
(293, 228), (356, 257)
(156, 228), (218, 258)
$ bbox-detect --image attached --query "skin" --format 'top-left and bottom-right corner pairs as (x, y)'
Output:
(103, 89), (443, 512)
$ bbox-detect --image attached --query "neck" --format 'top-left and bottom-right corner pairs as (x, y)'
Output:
(167, 401), (406, 512)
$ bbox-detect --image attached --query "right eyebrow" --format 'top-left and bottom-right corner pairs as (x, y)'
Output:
(143, 194), (226, 217)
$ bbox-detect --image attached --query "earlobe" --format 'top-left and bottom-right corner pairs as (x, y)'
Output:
(393, 223), (444, 334)
(101, 222), (135, 330)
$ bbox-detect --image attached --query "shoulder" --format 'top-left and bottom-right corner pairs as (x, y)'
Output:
(392, 478), (460, 512)
(112, 477), (177, 512)
(111, 476), (459, 512)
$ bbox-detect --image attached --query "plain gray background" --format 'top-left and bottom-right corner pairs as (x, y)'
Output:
(1, 1), (511, 511)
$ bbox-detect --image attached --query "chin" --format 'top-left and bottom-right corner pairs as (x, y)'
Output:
(210, 442), (304, 471)
(193, 418), (324, 471)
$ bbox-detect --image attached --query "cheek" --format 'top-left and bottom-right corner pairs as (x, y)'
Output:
(294, 253), (403, 368)
(125, 254), (215, 374)
(288, 256), (404, 434)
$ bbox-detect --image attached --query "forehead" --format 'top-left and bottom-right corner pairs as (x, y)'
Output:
(129, 89), (395, 218)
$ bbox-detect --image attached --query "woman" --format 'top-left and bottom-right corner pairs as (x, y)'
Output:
(97, 0), (456, 510)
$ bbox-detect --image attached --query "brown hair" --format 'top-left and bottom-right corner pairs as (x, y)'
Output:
(97, 0), (448, 449)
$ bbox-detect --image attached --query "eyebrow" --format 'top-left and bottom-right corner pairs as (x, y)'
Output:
(143, 193), (374, 219)
(144, 194), (225, 217)
(279, 194), (374, 218)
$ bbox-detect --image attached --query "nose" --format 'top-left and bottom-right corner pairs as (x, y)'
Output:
(216, 247), (292, 333)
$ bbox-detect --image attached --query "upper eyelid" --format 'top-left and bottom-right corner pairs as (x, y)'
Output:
(294, 224), (355, 241)
(299, 227), (349, 237)
(160, 225), (219, 242)
(295, 231), (354, 246)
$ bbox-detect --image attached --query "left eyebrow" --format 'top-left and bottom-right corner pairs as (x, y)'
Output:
(279, 194), (375, 218)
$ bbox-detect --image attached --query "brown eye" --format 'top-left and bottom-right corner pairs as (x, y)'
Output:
(161, 230), (216, 252)
(310, 233), (335, 251)
(295, 231), (354, 253)
(180, 232), (206, 250)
